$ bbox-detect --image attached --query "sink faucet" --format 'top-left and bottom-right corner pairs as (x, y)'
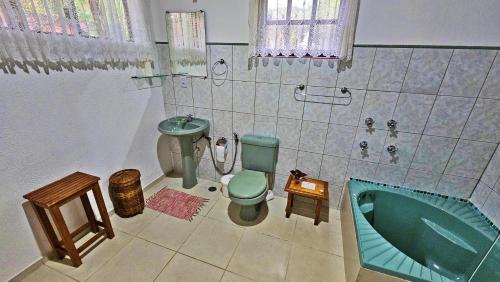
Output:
(178, 114), (194, 128)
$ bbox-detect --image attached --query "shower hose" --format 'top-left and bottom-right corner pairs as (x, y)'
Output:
(202, 132), (239, 175)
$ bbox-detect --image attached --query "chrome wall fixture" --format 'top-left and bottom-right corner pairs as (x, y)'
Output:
(359, 141), (368, 150)
(387, 145), (398, 154)
(365, 117), (375, 127)
(211, 58), (228, 86)
(294, 85), (352, 106)
(387, 119), (398, 130)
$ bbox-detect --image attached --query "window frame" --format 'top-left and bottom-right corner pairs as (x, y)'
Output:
(260, 0), (339, 58)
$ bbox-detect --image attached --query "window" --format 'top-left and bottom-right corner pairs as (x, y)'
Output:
(0, 0), (132, 40)
(251, 0), (359, 60)
(0, 0), (153, 65)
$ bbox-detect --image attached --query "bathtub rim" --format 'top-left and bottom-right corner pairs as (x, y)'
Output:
(349, 178), (499, 238)
(341, 182), (408, 282)
(343, 178), (499, 282)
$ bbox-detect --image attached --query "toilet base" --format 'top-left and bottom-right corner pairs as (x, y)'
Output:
(240, 203), (261, 221)
(230, 188), (268, 221)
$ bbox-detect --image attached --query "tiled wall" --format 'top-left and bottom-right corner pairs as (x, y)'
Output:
(471, 145), (500, 226)
(157, 43), (500, 209)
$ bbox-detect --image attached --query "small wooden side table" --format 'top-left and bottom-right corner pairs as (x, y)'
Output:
(284, 175), (329, 225)
(23, 172), (114, 267)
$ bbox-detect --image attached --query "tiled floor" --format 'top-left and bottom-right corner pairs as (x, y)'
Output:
(21, 177), (346, 282)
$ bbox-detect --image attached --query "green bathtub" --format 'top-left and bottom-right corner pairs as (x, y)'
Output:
(347, 179), (499, 281)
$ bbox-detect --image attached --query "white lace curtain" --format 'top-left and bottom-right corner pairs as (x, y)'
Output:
(249, 0), (359, 61)
(0, 0), (153, 64)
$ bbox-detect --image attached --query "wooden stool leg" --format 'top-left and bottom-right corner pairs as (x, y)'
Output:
(49, 207), (82, 266)
(92, 184), (114, 239)
(286, 193), (294, 218)
(80, 193), (99, 233)
(314, 200), (322, 225)
(32, 204), (65, 259)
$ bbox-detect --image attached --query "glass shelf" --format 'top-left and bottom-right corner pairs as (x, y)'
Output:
(130, 74), (169, 79)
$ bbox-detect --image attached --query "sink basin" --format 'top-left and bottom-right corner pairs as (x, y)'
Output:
(158, 116), (209, 137)
(158, 116), (210, 189)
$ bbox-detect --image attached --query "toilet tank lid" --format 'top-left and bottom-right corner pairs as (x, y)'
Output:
(241, 135), (279, 148)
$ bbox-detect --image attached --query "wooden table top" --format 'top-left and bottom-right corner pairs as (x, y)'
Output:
(23, 172), (100, 208)
(284, 175), (328, 200)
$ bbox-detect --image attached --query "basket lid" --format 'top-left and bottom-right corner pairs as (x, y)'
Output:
(109, 169), (141, 186)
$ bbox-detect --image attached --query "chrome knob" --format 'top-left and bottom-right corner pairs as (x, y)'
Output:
(387, 145), (398, 153)
(360, 141), (368, 150)
(340, 87), (350, 94)
(365, 117), (375, 127)
(387, 119), (397, 130)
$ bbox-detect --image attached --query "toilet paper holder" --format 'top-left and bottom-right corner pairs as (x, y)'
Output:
(215, 137), (228, 162)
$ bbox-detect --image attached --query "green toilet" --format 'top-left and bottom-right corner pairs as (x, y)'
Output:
(228, 135), (279, 221)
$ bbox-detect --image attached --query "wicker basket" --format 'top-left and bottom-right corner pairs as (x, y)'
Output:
(108, 169), (144, 218)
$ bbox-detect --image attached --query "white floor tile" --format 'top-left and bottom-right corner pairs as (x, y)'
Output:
(155, 253), (224, 282)
(110, 208), (159, 235)
(178, 217), (243, 268)
(21, 265), (75, 282)
(293, 216), (343, 256)
(228, 231), (291, 282)
(286, 244), (345, 282)
(87, 238), (174, 282)
(220, 271), (256, 282)
(44, 230), (132, 281)
(137, 213), (202, 251)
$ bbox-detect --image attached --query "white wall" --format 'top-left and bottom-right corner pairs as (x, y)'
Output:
(151, 0), (500, 46)
(355, 0), (500, 46)
(0, 67), (166, 281)
(151, 0), (250, 43)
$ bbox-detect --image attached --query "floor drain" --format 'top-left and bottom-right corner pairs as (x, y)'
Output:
(208, 186), (217, 192)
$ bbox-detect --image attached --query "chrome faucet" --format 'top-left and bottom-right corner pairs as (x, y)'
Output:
(177, 114), (194, 128)
(387, 119), (397, 130)
(387, 145), (398, 154)
(365, 117), (375, 127)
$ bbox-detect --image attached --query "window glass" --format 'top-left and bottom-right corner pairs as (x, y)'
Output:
(316, 0), (340, 20)
(267, 0), (287, 20)
(74, 0), (97, 36)
(260, 0), (340, 57)
(290, 0), (313, 20)
(113, 0), (132, 40)
(3, 0), (130, 39)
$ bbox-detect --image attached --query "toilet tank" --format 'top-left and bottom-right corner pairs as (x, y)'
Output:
(240, 135), (279, 173)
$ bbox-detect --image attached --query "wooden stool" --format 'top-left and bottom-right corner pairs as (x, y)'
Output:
(23, 172), (114, 267)
(284, 175), (329, 225)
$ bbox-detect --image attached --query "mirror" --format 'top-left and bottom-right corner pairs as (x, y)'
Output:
(165, 11), (208, 77)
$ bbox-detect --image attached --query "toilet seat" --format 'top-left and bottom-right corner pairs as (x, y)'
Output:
(228, 170), (267, 199)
